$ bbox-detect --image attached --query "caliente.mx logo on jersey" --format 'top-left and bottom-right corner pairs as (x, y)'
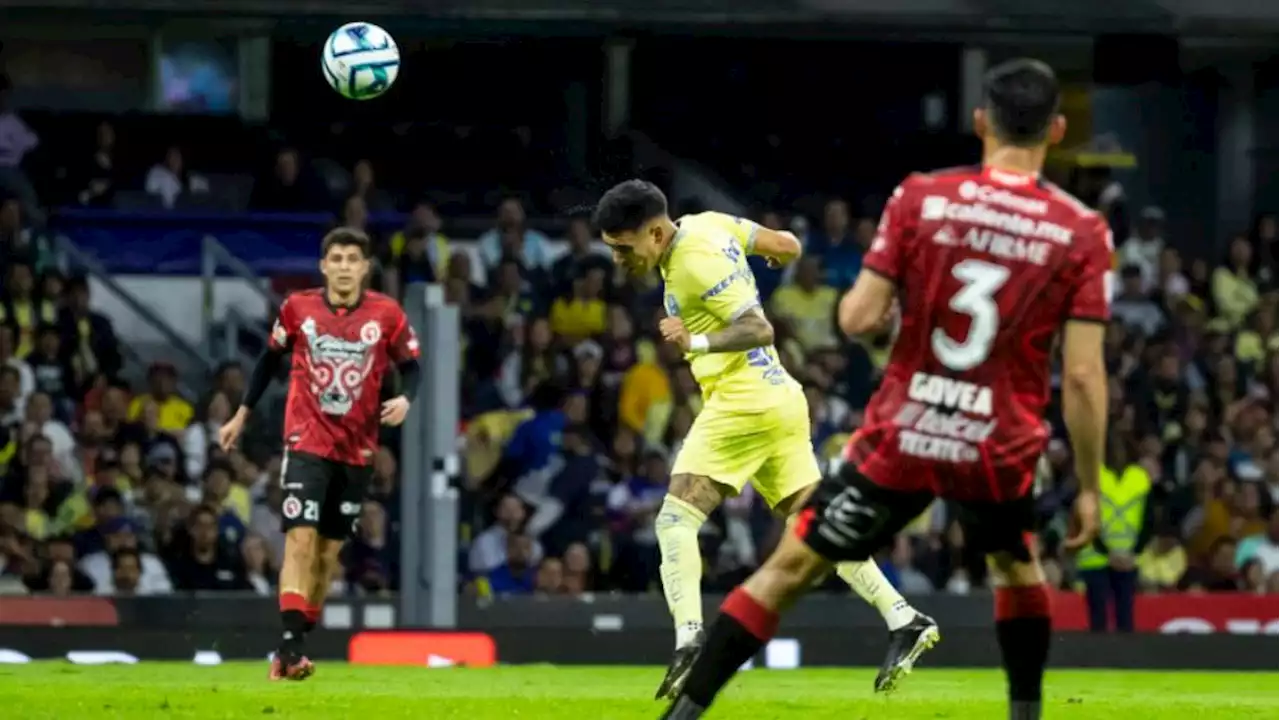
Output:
(300, 317), (380, 416)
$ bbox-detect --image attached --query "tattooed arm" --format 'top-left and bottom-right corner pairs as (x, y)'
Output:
(705, 306), (775, 352)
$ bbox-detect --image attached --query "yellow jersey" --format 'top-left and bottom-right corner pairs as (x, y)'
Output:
(659, 212), (799, 413)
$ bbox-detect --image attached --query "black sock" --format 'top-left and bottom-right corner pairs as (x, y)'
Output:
(279, 609), (308, 659)
(679, 614), (767, 708)
(996, 616), (1050, 720)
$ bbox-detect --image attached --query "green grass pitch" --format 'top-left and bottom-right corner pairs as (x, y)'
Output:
(0, 663), (1274, 719)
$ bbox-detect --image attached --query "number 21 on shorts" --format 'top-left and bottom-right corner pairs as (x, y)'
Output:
(932, 259), (1010, 371)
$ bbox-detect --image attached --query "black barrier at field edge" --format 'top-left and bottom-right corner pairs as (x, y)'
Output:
(0, 627), (1274, 671)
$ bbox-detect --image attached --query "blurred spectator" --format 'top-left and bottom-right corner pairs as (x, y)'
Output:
(0, 74), (40, 218)
(0, 326), (34, 404)
(1111, 265), (1165, 337)
(1119, 206), (1166, 291)
(497, 318), (564, 409)
(1179, 537), (1240, 592)
(770, 256), (839, 353)
(478, 532), (537, 595)
(23, 392), (75, 475)
(79, 518), (171, 595)
(250, 148), (326, 211)
(346, 502), (392, 595)
(241, 534), (275, 596)
(477, 197), (552, 272)
(617, 340), (671, 438)
(1153, 247), (1190, 307)
(1136, 524), (1188, 591)
(144, 146), (209, 209)
(1212, 235), (1261, 329)
(349, 159), (394, 213)
(533, 556), (564, 595)
(386, 200), (450, 281)
(108, 549), (144, 596)
(1234, 505), (1278, 583)
(25, 326), (76, 412)
(0, 363), (24, 425)
(60, 276), (122, 383)
(807, 199), (863, 289)
(549, 267), (607, 343)
(166, 504), (249, 591)
(469, 494), (544, 576)
(77, 121), (117, 208)
(484, 256), (543, 323)
(550, 215), (612, 298)
(0, 197), (52, 274)
(183, 391), (231, 480)
(128, 363), (193, 435)
(882, 536), (933, 594)
(2, 259), (58, 358)
(562, 541), (595, 595)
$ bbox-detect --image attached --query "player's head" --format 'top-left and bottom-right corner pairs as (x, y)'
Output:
(974, 58), (1065, 150)
(320, 227), (372, 297)
(593, 179), (671, 275)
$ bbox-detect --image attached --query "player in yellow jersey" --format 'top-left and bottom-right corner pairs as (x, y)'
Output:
(593, 180), (939, 700)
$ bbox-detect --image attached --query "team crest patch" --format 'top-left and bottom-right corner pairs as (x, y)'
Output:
(664, 293), (680, 317)
(360, 320), (382, 344)
(406, 326), (420, 352)
(282, 496), (302, 519)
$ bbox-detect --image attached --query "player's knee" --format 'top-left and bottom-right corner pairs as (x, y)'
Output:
(285, 527), (319, 558)
(655, 494), (706, 541)
(666, 474), (725, 516)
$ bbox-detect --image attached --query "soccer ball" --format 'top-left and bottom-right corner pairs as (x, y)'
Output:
(321, 22), (400, 100)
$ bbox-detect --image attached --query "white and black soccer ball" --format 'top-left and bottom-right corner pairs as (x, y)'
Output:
(321, 22), (400, 100)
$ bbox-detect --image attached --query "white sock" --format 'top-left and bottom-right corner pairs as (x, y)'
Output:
(837, 561), (916, 631)
(656, 495), (708, 649)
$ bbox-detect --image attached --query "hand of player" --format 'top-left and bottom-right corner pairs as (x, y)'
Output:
(381, 396), (410, 426)
(217, 409), (248, 452)
(658, 317), (692, 352)
(1062, 488), (1100, 552)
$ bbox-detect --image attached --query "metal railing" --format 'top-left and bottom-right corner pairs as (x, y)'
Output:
(200, 234), (283, 362)
(54, 235), (211, 386)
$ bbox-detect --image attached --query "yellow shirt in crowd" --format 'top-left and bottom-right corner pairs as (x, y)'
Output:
(128, 394), (195, 435)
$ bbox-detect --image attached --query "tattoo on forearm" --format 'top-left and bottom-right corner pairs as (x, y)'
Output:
(707, 308), (774, 352)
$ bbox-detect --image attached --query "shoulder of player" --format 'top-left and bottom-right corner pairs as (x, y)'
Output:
(888, 168), (972, 202)
(362, 290), (407, 317)
(281, 288), (324, 311)
(1038, 180), (1101, 221)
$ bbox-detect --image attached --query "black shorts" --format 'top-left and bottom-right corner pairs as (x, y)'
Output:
(795, 462), (1038, 563)
(279, 449), (372, 540)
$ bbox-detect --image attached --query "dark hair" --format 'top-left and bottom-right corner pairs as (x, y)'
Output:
(320, 227), (372, 259)
(592, 180), (668, 235)
(983, 58), (1060, 147)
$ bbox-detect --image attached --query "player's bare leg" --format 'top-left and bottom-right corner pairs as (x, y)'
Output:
(306, 539), (345, 627)
(775, 486), (939, 692)
(271, 527), (321, 681)
(661, 529), (830, 719)
(654, 473), (729, 699)
(987, 546), (1052, 720)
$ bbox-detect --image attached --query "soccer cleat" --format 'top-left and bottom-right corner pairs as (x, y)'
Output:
(268, 653), (316, 681)
(874, 613), (940, 693)
(655, 631), (705, 700)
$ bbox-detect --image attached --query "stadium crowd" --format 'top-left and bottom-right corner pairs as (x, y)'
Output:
(0, 91), (1276, 606)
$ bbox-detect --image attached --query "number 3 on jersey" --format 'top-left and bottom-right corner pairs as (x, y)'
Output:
(932, 259), (1011, 371)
